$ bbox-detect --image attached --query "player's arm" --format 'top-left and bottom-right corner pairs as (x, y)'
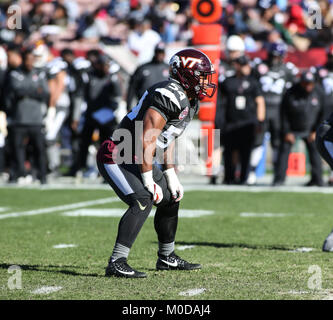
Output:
(163, 140), (184, 202)
(255, 95), (265, 122)
(140, 108), (166, 204)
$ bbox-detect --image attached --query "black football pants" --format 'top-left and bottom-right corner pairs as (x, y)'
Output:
(274, 136), (323, 184)
(97, 160), (179, 248)
(222, 124), (255, 184)
(11, 125), (47, 181)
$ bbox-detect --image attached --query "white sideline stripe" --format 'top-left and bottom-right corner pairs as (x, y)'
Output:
(0, 207), (8, 212)
(184, 184), (333, 194)
(179, 288), (206, 297)
(289, 247), (314, 253)
(32, 286), (62, 295)
(4, 183), (333, 194)
(0, 197), (120, 220)
(240, 212), (289, 218)
(53, 244), (78, 249)
(176, 245), (196, 251)
(62, 208), (215, 218)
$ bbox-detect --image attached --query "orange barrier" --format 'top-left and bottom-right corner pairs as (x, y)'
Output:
(201, 122), (215, 176)
(286, 152), (306, 176)
(191, 0), (223, 175)
(192, 24), (222, 45)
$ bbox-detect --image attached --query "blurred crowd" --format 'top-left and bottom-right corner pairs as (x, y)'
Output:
(0, 0), (332, 185)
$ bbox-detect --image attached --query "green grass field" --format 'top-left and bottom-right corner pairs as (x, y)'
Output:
(1, 186), (333, 300)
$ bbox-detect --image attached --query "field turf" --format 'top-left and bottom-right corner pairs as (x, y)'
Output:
(1, 186), (333, 300)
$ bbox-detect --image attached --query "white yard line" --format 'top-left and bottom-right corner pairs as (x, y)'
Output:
(179, 288), (206, 297)
(32, 286), (62, 295)
(62, 208), (214, 218)
(288, 247), (315, 253)
(176, 245), (196, 251)
(53, 244), (78, 249)
(0, 197), (120, 220)
(240, 212), (289, 218)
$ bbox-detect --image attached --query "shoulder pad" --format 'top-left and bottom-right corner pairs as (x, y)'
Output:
(73, 57), (91, 70)
(286, 62), (298, 75)
(155, 83), (184, 110)
(109, 61), (120, 74)
(47, 57), (67, 75)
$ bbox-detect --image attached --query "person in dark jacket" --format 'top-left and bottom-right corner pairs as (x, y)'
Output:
(126, 42), (169, 111)
(70, 53), (122, 176)
(273, 71), (325, 186)
(216, 55), (266, 185)
(5, 49), (49, 184)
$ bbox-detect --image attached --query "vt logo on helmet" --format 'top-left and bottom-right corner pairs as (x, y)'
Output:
(169, 48), (216, 100)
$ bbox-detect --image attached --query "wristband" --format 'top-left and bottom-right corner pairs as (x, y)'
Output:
(141, 170), (154, 186)
(163, 167), (177, 182)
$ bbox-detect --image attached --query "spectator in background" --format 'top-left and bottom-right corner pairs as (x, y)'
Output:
(273, 71), (325, 187)
(127, 19), (161, 65)
(76, 8), (110, 43)
(126, 42), (169, 111)
(5, 49), (49, 184)
(69, 53), (122, 177)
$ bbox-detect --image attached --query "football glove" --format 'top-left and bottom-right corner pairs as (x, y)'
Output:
(141, 170), (163, 204)
(163, 167), (184, 202)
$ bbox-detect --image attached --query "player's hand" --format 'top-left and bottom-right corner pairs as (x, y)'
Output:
(163, 167), (184, 202)
(307, 131), (316, 143)
(71, 120), (79, 133)
(284, 133), (295, 144)
(141, 170), (163, 204)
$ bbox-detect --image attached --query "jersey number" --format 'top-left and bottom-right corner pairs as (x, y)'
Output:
(157, 125), (183, 148)
(260, 76), (285, 95)
(168, 83), (186, 101)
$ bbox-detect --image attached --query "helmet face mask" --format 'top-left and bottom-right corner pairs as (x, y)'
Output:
(169, 48), (216, 100)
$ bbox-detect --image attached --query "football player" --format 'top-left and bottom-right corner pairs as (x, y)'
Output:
(248, 42), (298, 185)
(96, 48), (216, 278)
(314, 44), (333, 185)
(316, 112), (333, 251)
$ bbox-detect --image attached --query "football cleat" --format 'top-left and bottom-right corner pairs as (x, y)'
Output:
(323, 230), (333, 252)
(156, 252), (201, 271)
(105, 257), (147, 278)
